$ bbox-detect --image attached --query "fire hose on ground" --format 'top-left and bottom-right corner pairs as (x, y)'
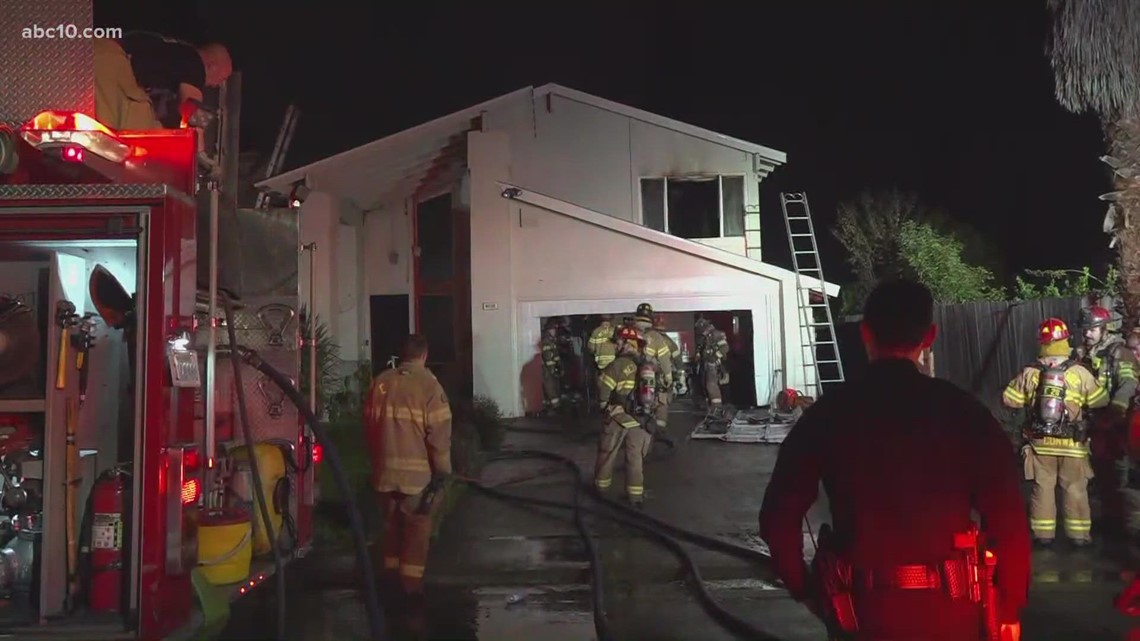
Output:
(461, 448), (786, 641)
(246, 349), (783, 641)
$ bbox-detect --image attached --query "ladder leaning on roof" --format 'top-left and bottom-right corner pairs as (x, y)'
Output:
(778, 192), (845, 398)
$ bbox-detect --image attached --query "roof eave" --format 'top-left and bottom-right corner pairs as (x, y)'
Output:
(255, 86), (536, 194)
(533, 83), (787, 165)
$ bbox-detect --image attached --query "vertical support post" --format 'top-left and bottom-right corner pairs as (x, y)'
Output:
(221, 72), (242, 208)
(301, 242), (318, 416)
(205, 183), (219, 500)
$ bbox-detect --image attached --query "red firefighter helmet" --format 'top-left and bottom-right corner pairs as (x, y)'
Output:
(1079, 305), (1112, 330)
(616, 326), (645, 345)
(1038, 317), (1071, 345)
(776, 388), (799, 412)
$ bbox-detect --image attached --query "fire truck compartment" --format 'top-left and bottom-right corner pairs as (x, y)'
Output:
(0, 238), (140, 636)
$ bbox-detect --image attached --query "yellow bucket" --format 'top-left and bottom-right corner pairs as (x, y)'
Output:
(198, 507), (253, 585)
(230, 443), (287, 556)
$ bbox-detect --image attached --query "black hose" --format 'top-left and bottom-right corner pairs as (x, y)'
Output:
(469, 450), (785, 640)
(236, 345), (386, 640)
(512, 450), (615, 641)
(493, 449), (771, 570)
(221, 293), (286, 641)
(251, 343), (776, 639)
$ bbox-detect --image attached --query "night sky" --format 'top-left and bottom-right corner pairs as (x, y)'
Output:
(95, 1), (1115, 285)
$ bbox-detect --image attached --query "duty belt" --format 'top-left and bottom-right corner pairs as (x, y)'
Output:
(857, 560), (972, 598)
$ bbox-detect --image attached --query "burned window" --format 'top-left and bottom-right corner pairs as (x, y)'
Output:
(666, 177), (720, 239)
(639, 176), (747, 239)
(721, 176), (745, 237)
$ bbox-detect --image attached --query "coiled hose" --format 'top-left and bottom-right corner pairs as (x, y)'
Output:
(469, 449), (786, 641)
(233, 343), (386, 640)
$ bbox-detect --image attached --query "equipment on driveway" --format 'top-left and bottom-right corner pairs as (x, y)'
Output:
(690, 406), (798, 444)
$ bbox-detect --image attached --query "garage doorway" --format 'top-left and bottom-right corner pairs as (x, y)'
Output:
(537, 310), (756, 408)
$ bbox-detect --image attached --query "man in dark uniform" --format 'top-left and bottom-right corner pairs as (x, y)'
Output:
(759, 279), (1031, 641)
(117, 32), (232, 128)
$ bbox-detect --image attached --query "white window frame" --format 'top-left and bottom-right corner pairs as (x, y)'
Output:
(639, 174), (747, 238)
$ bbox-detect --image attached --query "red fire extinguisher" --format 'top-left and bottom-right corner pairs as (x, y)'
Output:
(87, 467), (130, 613)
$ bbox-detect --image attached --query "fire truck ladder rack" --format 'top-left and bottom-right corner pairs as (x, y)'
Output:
(255, 104), (300, 210)
(779, 192), (845, 399)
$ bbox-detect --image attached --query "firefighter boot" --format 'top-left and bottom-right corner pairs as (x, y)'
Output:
(627, 493), (644, 509)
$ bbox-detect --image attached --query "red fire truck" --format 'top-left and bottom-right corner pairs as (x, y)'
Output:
(0, 26), (320, 641)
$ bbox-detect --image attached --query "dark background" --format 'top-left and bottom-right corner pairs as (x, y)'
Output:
(94, 1), (1115, 283)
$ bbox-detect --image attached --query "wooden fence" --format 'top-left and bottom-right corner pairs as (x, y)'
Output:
(837, 297), (1085, 411)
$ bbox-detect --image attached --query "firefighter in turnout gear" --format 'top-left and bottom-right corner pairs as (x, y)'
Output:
(365, 334), (452, 596)
(587, 315), (618, 408)
(633, 303), (674, 435)
(540, 318), (564, 414)
(655, 315), (682, 372)
(1003, 317), (1109, 547)
(654, 315), (682, 436)
(1073, 305), (1140, 537)
(695, 317), (731, 411)
(594, 326), (657, 506)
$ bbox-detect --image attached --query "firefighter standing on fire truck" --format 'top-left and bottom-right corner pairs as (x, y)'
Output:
(587, 315), (617, 409)
(760, 280), (1031, 641)
(633, 303), (673, 434)
(365, 334), (452, 598)
(695, 317), (730, 411)
(1072, 306), (1140, 538)
(595, 326), (657, 506)
(540, 318), (564, 414)
(1003, 317), (1109, 547)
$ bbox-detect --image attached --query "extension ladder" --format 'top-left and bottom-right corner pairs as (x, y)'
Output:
(779, 192), (845, 398)
(255, 104), (301, 209)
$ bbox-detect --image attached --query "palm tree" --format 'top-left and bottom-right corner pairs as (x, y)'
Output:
(1047, 0), (1140, 322)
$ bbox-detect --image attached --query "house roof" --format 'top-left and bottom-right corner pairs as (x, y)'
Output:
(256, 83), (788, 209)
(498, 181), (841, 298)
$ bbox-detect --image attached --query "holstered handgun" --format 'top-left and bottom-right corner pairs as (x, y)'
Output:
(809, 524), (859, 638)
(953, 523), (1001, 641)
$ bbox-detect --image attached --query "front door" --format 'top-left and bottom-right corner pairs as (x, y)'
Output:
(412, 192), (472, 399)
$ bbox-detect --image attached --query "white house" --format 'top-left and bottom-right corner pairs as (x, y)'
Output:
(256, 84), (839, 418)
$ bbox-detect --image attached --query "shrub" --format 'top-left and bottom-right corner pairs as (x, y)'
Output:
(469, 395), (506, 451)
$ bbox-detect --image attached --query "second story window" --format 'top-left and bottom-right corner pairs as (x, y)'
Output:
(640, 175), (745, 239)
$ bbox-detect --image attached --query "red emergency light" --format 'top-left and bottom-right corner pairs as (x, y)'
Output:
(183, 447), (201, 472)
(311, 442), (323, 465)
(18, 110), (131, 163)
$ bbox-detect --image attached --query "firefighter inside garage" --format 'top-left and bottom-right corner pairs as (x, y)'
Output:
(544, 308), (746, 418)
(0, 239), (140, 621)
